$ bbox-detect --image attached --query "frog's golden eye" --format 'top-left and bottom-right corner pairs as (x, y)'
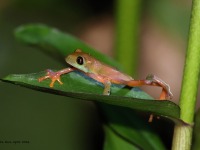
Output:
(76, 56), (84, 65)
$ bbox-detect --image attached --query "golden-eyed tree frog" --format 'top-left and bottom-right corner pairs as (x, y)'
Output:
(39, 49), (173, 121)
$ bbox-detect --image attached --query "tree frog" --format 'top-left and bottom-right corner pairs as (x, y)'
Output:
(39, 49), (173, 99)
(39, 49), (173, 121)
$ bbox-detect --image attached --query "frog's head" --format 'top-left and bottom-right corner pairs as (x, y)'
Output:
(65, 49), (92, 73)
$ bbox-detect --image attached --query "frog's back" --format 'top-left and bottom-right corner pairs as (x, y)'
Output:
(97, 63), (133, 84)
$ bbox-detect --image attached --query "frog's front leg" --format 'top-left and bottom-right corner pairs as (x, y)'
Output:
(103, 81), (111, 95)
(86, 73), (111, 95)
(38, 67), (76, 87)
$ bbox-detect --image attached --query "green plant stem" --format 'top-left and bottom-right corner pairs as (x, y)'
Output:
(172, 125), (192, 150)
(115, 0), (142, 76)
(172, 0), (200, 149)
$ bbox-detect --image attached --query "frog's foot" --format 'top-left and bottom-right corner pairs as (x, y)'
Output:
(146, 74), (173, 100)
(38, 69), (63, 87)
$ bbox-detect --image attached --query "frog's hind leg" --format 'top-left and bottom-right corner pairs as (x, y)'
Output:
(126, 74), (173, 122)
(126, 74), (173, 100)
(146, 74), (173, 99)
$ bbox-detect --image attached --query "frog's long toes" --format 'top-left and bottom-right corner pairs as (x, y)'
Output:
(49, 80), (56, 87)
(57, 78), (63, 85)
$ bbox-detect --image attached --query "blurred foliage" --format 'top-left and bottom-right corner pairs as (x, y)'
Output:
(146, 0), (191, 40)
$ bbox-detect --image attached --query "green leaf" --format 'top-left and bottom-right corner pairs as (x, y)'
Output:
(1, 71), (179, 119)
(2, 24), (182, 149)
(103, 125), (140, 150)
(101, 104), (167, 150)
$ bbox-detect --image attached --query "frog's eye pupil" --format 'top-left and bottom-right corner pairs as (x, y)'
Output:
(76, 56), (84, 65)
